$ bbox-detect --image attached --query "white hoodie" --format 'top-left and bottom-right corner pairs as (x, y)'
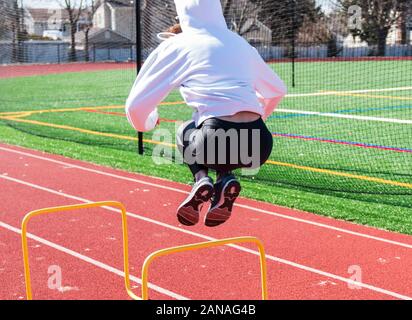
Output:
(125, 0), (287, 132)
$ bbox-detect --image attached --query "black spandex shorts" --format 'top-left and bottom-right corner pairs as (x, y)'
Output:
(176, 117), (273, 175)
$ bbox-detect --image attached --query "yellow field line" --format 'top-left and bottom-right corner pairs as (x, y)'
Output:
(329, 92), (412, 101)
(0, 105), (120, 116)
(0, 112), (33, 118)
(2, 110), (411, 190)
(2, 117), (176, 148)
(0, 111), (28, 116)
(267, 160), (412, 189)
(0, 101), (185, 117)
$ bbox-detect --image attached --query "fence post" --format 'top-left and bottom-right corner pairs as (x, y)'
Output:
(291, 0), (296, 88)
(135, 0), (144, 155)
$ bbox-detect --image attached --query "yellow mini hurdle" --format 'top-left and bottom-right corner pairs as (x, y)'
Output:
(21, 201), (268, 300)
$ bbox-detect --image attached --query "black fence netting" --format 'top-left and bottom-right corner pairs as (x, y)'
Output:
(1, 0), (412, 205)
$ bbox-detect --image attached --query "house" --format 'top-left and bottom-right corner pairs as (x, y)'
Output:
(0, 0), (16, 40)
(392, 6), (412, 44)
(239, 18), (272, 47)
(24, 8), (90, 39)
(75, 27), (132, 49)
(93, 0), (135, 41)
(344, 6), (412, 46)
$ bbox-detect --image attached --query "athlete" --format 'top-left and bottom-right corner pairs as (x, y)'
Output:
(126, 0), (286, 227)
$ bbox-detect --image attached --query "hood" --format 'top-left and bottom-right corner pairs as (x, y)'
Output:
(174, 0), (228, 33)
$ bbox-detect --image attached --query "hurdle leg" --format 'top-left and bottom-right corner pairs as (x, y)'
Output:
(21, 201), (139, 300)
(140, 236), (268, 300)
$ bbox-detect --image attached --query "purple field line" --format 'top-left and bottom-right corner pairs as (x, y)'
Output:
(272, 132), (412, 154)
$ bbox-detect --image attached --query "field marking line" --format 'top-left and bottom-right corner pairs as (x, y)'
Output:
(2, 145), (412, 248)
(1, 116), (176, 148)
(2, 86), (411, 117)
(0, 113), (33, 120)
(271, 132), (412, 154)
(0, 221), (189, 300)
(0, 174), (411, 300)
(0, 111), (32, 116)
(84, 101), (412, 126)
(4, 115), (410, 189)
(267, 160), (412, 189)
(0, 101), (182, 117)
(286, 86), (412, 97)
(0, 106), (122, 116)
(327, 91), (412, 101)
(276, 108), (412, 124)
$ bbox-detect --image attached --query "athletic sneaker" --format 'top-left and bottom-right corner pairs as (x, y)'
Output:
(177, 176), (214, 226)
(204, 174), (241, 227)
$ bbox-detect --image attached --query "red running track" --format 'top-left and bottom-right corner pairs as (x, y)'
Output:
(0, 62), (135, 79)
(1, 143), (412, 300)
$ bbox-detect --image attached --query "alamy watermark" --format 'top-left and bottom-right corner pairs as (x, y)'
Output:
(150, 122), (264, 176)
(348, 5), (362, 30)
(47, 265), (63, 290)
(347, 265), (362, 290)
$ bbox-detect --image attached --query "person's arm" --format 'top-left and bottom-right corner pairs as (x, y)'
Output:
(125, 40), (188, 132)
(252, 50), (287, 120)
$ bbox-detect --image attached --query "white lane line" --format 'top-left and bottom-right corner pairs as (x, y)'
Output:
(1, 174), (411, 300)
(0, 221), (189, 300)
(1, 145), (412, 250)
(286, 86), (412, 97)
(276, 108), (412, 124)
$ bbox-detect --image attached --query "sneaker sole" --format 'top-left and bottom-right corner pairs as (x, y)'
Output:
(177, 183), (214, 226)
(205, 180), (241, 227)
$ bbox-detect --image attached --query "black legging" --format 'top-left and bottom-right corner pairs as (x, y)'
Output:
(176, 117), (273, 176)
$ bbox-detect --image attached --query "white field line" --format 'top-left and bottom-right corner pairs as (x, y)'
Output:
(276, 108), (412, 124)
(0, 221), (189, 300)
(286, 86), (412, 97)
(1, 173), (411, 300)
(1, 145), (412, 250)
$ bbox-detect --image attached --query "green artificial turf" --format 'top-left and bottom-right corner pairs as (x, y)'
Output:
(0, 60), (411, 234)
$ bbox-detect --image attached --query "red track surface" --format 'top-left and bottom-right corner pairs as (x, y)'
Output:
(268, 56), (412, 63)
(0, 62), (135, 79)
(3, 56), (411, 79)
(1, 143), (412, 300)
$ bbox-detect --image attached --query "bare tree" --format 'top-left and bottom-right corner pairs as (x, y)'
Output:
(59, 0), (84, 62)
(0, 1), (12, 40)
(9, 0), (27, 62)
(83, 0), (100, 61)
(337, 0), (407, 56)
(253, 0), (322, 45)
(223, 0), (261, 37)
(141, 0), (176, 49)
(296, 7), (349, 56)
(398, 0), (410, 44)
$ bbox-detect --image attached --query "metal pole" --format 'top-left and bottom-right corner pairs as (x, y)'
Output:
(135, 0), (144, 155)
(291, 0), (296, 88)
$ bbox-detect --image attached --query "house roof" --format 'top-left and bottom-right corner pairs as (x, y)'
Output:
(106, 0), (132, 8)
(76, 27), (132, 44)
(26, 8), (89, 23)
